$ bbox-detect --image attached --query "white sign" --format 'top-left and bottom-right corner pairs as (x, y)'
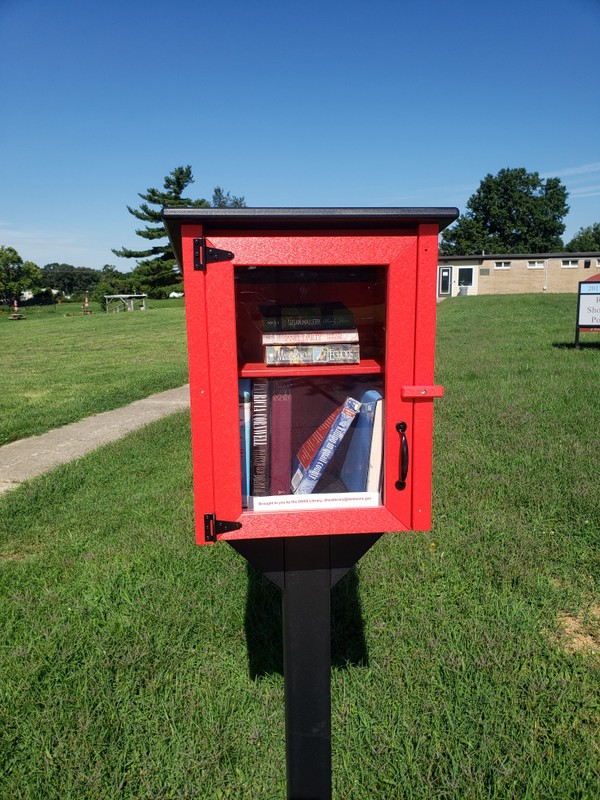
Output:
(578, 284), (600, 327)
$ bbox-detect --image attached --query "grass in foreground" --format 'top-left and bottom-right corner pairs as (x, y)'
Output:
(0, 301), (188, 445)
(0, 294), (598, 798)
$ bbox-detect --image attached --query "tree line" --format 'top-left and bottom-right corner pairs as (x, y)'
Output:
(0, 166), (245, 305)
(2, 165), (600, 306)
(440, 167), (600, 255)
(0, 254), (140, 307)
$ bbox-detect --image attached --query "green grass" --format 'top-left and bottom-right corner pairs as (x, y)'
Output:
(0, 294), (598, 798)
(0, 301), (188, 445)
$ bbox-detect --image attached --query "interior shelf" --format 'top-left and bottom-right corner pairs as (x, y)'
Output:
(239, 359), (384, 378)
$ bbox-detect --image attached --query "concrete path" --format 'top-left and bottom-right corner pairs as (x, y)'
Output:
(0, 385), (190, 496)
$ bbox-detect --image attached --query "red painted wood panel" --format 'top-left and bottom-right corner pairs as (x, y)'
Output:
(410, 225), (440, 530)
(382, 238), (418, 530)
(205, 233), (414, 266)
(180, 224), (216, 545)
(223, 506), (408, 540)
(240, 360), (383, 378)
(204, 260), (243, 525)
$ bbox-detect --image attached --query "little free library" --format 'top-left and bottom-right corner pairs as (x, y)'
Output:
(162, 207), (459, 544)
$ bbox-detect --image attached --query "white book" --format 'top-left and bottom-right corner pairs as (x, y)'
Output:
(262, 329), (359, 345)
(366, 398), (384, 492)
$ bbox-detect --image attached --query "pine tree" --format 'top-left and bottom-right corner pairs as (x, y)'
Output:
(112, 166), (245, 296)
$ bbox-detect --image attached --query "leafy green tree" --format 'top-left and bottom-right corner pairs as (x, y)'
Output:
(565, 222), (600, 252)
(0, 246), (42, 304)
(440, 168), (569, 255)
(41, 263), (101, 295)
(42, 262), (75, 295)
(90, 265), (136, 303)
(41, 263), (74, 293)
(112, 165), (245, 296)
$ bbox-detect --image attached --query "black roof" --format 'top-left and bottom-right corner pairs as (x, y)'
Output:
(161, 206), (460, 268)
(438, 252), (600, 261)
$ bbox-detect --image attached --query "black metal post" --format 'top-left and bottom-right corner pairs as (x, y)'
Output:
(282, 537), (332, 800)
(229, 534), (380, 799)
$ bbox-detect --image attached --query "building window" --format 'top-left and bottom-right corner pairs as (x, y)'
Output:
(495, 261), (511, 269)
(458, 267), (473, 286)
(561, 259), (579, 268)
(528, 260), (544, 269)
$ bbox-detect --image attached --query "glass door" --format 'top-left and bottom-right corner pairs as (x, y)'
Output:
(234, 265), (386, 512)
(439, 266), (451, 296)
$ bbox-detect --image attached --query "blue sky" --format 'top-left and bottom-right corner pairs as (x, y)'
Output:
(1, 0), (599, 270)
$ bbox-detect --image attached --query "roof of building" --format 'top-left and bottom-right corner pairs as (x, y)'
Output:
(439, 252), (600, 261)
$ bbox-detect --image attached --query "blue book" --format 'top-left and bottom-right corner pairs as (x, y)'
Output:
(291, 396), (361, 494)
(239, 379), (252, 505)
(340, 390), (384, 492)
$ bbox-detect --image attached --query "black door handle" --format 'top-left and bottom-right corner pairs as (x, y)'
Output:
(395, 422), (408, 490)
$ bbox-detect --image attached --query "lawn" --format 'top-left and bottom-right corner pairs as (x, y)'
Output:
(0, 294), (598, 798)
(0, 300), (188, 445)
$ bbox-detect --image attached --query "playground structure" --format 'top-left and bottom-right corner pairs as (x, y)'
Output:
(104, 294), (147, 313)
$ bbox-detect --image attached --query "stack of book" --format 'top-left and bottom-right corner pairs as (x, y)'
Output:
(240, 378), (384, 506)
(236, 304), (383, 509)
(260, 302), (360, 366)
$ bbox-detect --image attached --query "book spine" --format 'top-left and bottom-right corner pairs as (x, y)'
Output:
(264, 343), (360, 366)
(291, 397), (361, 494)
(262, 311), (354, 331)
(251, 379), (270, 496)
(366, 398), (384, 493)
(263, 318), (354, 332)
(262, 329), (359, 345)
(269, 377), (293, 495)
(239, 379), (252, 505)
(340, 390), (383, 493)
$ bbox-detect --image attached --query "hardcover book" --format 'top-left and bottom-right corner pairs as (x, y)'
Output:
(264, 343), (360, 366)
(251, 378), (270, 496)
(269, 377), (293, 495)
(262, 329), (359, 345)
(260, 302), (355, 332)
(239, 379), (252, 505)
(340, 389), (384, 493)
(291, 396), (361, 494)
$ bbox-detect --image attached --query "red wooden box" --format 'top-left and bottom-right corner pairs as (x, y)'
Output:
(162, 208), (458, 545)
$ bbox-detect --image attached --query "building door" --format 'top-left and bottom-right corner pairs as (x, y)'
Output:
(439, 266), (452, 296)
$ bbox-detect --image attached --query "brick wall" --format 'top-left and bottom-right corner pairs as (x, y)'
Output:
(440, 256), (600, 296)
(476, 258), (597, 294)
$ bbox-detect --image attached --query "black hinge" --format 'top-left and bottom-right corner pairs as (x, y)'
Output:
(204, 513), (242, 542)
(193, 238), (235, 271)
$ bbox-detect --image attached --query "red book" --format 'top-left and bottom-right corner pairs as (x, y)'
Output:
(269, 378), (293, 495)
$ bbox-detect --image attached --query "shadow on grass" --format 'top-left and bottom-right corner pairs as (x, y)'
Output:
(553, 340), (600, 350)
(243, 563), (369, 678)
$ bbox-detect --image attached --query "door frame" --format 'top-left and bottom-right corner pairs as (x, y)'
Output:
(438, 266), (452, 296)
